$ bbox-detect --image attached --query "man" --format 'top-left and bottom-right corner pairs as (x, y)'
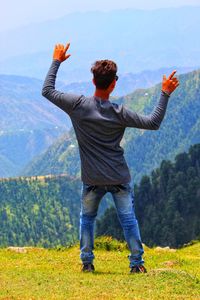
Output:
(42, 43), (179, 274)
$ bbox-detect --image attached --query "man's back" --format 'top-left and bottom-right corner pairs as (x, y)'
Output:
(42, 58), (177, 185)
(69, 95), (130, 185)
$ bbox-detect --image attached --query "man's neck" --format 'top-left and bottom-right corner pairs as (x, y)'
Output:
(94, 89), (110, 101)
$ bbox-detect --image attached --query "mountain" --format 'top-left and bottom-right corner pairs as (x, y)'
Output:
(124, 69), (200, 182)
(0, 129), (66, 177)
(20, 131), (80, 179)
(0, 74), (71, 177)
(1, 66), (194, 178)
(96, 144), (200, 248)
(0, 7), (200, 81)
(0, 74), (71, 131)
(22, 69), (200, 183)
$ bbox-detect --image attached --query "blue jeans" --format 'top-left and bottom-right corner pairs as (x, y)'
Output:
(79, 183), (144, 268)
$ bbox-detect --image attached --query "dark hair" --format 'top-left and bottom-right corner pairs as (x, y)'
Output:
(91, 60), (118, 90)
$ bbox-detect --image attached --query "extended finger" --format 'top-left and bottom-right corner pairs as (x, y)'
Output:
(65, 54), (71, 59)
(171, 78), (178, 83)
(64, 43), (70, 53)
(163, 74), (167, 81)
(168, 70), (177, 80)
(172, 82), (179, 89)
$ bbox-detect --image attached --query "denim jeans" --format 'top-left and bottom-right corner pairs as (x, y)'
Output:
(79, 183), (144, 268)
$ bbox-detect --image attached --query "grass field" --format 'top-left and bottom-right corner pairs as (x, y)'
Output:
(0, 237), (200, 300)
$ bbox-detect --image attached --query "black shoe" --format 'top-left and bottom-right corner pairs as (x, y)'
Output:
(82, 263), (95, 272)
(130, 265), (147, 274)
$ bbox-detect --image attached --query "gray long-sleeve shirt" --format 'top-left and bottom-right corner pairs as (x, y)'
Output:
(42, 60), (170, 185)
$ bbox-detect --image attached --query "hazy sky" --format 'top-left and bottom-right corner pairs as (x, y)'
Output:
(1, 0), (200, 31)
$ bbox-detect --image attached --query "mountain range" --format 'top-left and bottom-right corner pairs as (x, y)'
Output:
(1, 66), (194, 178)
(0, 7), (200, 82)
(59, 66), (194, 97)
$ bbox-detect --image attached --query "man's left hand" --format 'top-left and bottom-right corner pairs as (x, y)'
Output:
(53, 43), (71, 62)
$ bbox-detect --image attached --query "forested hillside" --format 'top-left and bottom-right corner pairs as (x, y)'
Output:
(21, 130), (80, 178)
(96, 144), (200, 248)
(1, 144), (199, 248)
(23, 69), (200, 183)
(125, 68), (200, 182)
(0, 175), (111, 248)
(0, 175), (80, 247)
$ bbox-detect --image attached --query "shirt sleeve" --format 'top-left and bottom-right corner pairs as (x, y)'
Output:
(42, 59), (83, 115)
(121, 91), (170, 130)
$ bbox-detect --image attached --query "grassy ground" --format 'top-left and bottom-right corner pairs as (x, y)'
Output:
(0, 237), (200, 300)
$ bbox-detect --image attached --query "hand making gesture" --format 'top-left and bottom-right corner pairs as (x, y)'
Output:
(53, 43), (71, 63)
(162, 70), (179, 95)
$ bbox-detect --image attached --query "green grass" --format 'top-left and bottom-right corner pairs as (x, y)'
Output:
(0, 237), (200, 300)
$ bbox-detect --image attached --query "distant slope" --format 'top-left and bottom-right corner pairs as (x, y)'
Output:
(61, 66), (194, 97)
(0, 74), (71, 177)
(0, 129), (65, 177)
(0, 154), (15, 177)
(0, 7), (200, 80)
(21, 131), (80, 178)
(0, 74), (71, 131)
(22, 69), (200, 183)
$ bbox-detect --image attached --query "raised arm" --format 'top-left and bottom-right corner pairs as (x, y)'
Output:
(121, 70), (179, 129)
(42, 43), (82, 115)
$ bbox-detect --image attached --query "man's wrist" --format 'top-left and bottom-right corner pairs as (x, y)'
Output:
(161, 90), (170, 97)
(53, 58), (62, 64)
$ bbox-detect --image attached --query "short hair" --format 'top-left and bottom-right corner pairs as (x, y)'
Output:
(91, 60), (118, 90)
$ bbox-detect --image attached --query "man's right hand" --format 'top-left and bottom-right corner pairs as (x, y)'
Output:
(162, 70), (179, 95)
(53, 43), (71, 63)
